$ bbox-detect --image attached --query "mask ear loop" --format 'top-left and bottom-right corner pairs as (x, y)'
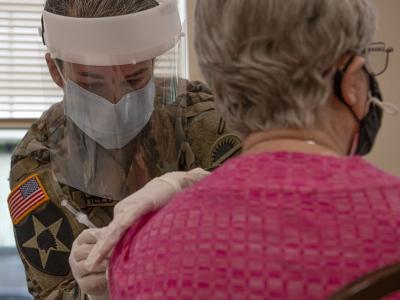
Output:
(334, 56), (362, 122)
(53, 60), (68, 86)
(369, 95), (399, 115)
(334, 55), (367, 156)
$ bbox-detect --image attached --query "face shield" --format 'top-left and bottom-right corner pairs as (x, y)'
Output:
(41, 0), (187, 200)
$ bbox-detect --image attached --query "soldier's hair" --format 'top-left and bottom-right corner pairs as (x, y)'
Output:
(195, 0), (377, 137)
(44, 0), (158, 17)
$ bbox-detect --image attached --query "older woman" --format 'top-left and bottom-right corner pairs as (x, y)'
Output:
(109, 0), (400, 299)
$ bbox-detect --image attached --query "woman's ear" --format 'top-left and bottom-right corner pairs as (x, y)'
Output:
(341, 56), (366, 108)
(45, 53), (64, 88)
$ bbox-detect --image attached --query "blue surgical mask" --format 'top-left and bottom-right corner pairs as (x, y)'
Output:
(63, 78), (156, 149)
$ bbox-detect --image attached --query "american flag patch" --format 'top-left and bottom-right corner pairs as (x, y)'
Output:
(8, 174), (49, 225)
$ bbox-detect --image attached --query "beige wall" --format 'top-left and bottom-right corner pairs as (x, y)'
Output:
(187, 0), (400, 176)
(367, 0), (400, 176)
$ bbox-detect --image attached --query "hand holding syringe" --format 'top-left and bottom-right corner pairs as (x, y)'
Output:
(61, 199), (97, 229)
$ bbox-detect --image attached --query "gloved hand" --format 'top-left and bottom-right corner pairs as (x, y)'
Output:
(85, 168), (209, 271)
(69, 228), (109, 299)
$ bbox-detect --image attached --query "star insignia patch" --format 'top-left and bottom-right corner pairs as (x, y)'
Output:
(22, 216), (70, 269)
(15, 202), (74, 276)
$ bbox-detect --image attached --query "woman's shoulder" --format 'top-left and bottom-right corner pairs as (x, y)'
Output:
(196, 152), (400, 193)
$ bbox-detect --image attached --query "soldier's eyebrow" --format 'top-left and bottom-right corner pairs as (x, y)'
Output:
(77, 67), (149, 81)
(77, 71), (104, 79)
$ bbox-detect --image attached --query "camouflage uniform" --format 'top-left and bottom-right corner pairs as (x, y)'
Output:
(7, 80), (241, 300)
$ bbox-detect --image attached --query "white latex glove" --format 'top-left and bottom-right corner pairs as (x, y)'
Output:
(69, 228), (109, 299)
(84, 168), (209, 272)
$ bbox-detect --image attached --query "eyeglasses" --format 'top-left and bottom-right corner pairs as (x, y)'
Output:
(364, 42), (394, 76)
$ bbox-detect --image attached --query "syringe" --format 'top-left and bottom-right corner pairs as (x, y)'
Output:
(61, 199), (97, 229)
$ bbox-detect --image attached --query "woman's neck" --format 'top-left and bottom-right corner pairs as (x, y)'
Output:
(243, 128), (347, 157)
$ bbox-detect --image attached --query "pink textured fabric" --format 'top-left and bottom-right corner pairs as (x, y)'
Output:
(109, 152), (400, 300)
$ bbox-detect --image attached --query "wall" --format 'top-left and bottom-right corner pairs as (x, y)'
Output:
(367, 0), (400, 176)
(187, 0), (400, 176)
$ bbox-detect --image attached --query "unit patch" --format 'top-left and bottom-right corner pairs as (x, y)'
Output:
(15, 202), (74, 276)
(208, 134), (242, 169)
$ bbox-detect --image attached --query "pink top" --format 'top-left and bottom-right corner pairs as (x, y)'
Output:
(109, 152), (400, 300)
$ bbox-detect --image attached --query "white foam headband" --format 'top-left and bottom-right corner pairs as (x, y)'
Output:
(41, 0), (182, 66)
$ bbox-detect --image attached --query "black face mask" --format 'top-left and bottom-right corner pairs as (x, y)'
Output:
(334, 59), (383, 156)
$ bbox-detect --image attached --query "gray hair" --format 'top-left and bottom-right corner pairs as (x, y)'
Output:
(195, 0), (377, 137)
(44, 0), (158, 17)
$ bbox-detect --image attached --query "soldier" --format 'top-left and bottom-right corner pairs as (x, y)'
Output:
(6, 0), (241, 299)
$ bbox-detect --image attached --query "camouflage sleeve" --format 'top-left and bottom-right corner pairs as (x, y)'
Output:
(177, 80), (242, 171)
(20, 253), (82, 300)
(9, 167), (88, 299)
(8, 117), (87, 300)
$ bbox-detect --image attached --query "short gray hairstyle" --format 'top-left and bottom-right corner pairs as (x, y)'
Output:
(44, 0), (158, 17)
(195, 0), (377, 136)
